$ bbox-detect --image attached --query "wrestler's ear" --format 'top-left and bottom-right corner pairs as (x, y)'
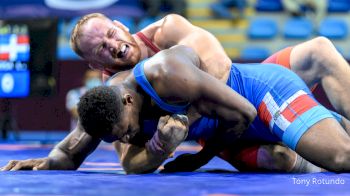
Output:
(113, 20), (129, 32)
(122, 94), (134, 105)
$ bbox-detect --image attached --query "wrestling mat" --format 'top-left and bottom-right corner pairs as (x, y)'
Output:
(1, 141), (349, 196)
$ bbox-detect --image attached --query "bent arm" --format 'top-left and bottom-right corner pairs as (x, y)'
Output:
(146, 45), (257, 129)
(114, 115), (188, 174)
(114, 142), (169, 174)
(48, 123), (101, 170)
(153, 14), (232, 82)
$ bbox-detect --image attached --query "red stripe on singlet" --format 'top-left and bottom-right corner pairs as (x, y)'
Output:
(136, 32), (160, 53)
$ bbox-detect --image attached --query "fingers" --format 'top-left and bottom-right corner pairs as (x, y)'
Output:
(10, 162), (26, 171)
(10, 159), (36, 171)
(1, 160), (19, 171)
(158, 115), (171, 130)
(172, 114), (189, 126)
(1, 159), (38, 171)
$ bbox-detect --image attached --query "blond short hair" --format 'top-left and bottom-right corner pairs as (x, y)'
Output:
(70, 13), (107, 57)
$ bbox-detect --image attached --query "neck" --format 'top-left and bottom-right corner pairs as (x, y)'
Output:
(133, 34), (151, 61)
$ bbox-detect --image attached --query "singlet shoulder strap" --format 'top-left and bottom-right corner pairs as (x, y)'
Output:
(133, 59), (188, 114)
(136, 32), (161, 53)
(103, 69), (114, 77)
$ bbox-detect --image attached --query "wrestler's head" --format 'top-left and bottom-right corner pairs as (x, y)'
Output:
(77, 85), (141, 143)
(70, 13), (141, 73)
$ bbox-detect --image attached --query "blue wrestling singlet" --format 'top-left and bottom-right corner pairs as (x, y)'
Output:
(130, 60), (337, 150)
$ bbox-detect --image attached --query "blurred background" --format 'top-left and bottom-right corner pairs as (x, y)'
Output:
(0, 0), (349, 142)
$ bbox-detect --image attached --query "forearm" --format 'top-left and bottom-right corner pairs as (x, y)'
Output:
(48, 147), (77, 170)
(119, 115), (187, 174)
(47, 125), (101, 170)
(121, 144), (170, 174)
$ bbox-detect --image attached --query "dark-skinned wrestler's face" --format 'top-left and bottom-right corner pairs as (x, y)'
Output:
(100, 93), (140, 143)
(78, 17), (141, 73)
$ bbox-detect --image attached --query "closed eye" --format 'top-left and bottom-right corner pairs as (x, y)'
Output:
(94, 42), (107, 56)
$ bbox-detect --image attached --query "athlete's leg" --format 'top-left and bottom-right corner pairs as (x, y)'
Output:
(219, 111), (350, 173)
(290, 36), (350, 118)
(296, 117), (350, 172)
(218, 141), (322, 173)
(222, 142), (296, 172)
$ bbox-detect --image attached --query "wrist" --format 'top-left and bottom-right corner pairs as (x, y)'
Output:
(146, 131), (176, 156)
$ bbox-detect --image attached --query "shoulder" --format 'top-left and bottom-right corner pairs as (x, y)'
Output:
(161, 14), (192, 29)
(143, 45), (200, 81)
(149, 45), (199, 70)
(106, 70), (132, 86)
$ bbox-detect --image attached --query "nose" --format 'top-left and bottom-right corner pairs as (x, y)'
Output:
(104, 38), (118, 56)
(104, 37), (117, 49)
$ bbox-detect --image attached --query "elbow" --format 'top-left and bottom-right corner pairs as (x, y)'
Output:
(164, 14), (186, 24)
(120, 160), (137, 174)
(235, 107), (257, 130)
(121, 160), (157, 174)
(124, 168), (157, 175)
(123, 166), (156, 175)
(245, 106), (257, 125)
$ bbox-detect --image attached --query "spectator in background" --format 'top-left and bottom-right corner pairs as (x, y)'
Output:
(210, 0), (247, 20)
(66, 70), (102, 130)
(141, 0), (187, 18)
(282, 0), (327, 26)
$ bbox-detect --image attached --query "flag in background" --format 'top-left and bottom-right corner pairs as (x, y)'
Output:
(0, 33), (30, 62)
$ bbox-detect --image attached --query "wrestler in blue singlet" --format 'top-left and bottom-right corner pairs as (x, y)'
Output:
(112, 59), (341, 150)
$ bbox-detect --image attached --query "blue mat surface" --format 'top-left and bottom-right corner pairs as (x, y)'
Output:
(1, 144), (350, 196)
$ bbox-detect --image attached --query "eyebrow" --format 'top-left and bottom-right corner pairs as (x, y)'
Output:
(93, 28), (114, 56)
(107, 28), (113, 38)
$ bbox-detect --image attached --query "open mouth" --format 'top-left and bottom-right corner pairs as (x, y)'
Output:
(117, 44), (129, 59)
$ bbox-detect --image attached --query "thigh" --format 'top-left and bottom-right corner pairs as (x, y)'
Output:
(296, 117), (350, 171)
(262, 47), (293, 69)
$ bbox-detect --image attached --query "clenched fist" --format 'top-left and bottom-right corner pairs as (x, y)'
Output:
(157, 114), (189, 146)
(146, 114), (189, 155)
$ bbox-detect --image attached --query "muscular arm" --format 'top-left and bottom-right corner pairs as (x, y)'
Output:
(145, 45), (256, 129)
(114, 142), (168, 174)
(114, 115), (189, 174)
(150, 14), (232, 82)
(2, 123), (101, 171)
(142, 46), (256, 172)
(48, 123), (101, 170)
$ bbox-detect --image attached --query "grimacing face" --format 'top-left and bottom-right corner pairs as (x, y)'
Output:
(79, 17), (141, 72)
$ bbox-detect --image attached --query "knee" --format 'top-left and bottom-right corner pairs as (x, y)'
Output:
(308, 37), (335, 61)
(258, 144), (295, 172)
(306, 36), (339, 74)
(328, 146), (350, 172)
(271, 145), (296, 171)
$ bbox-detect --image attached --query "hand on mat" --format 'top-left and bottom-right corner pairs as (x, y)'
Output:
(1, 158), (50, 171)
(161, 153), (206, 173)
(157, 114), (189, 147)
